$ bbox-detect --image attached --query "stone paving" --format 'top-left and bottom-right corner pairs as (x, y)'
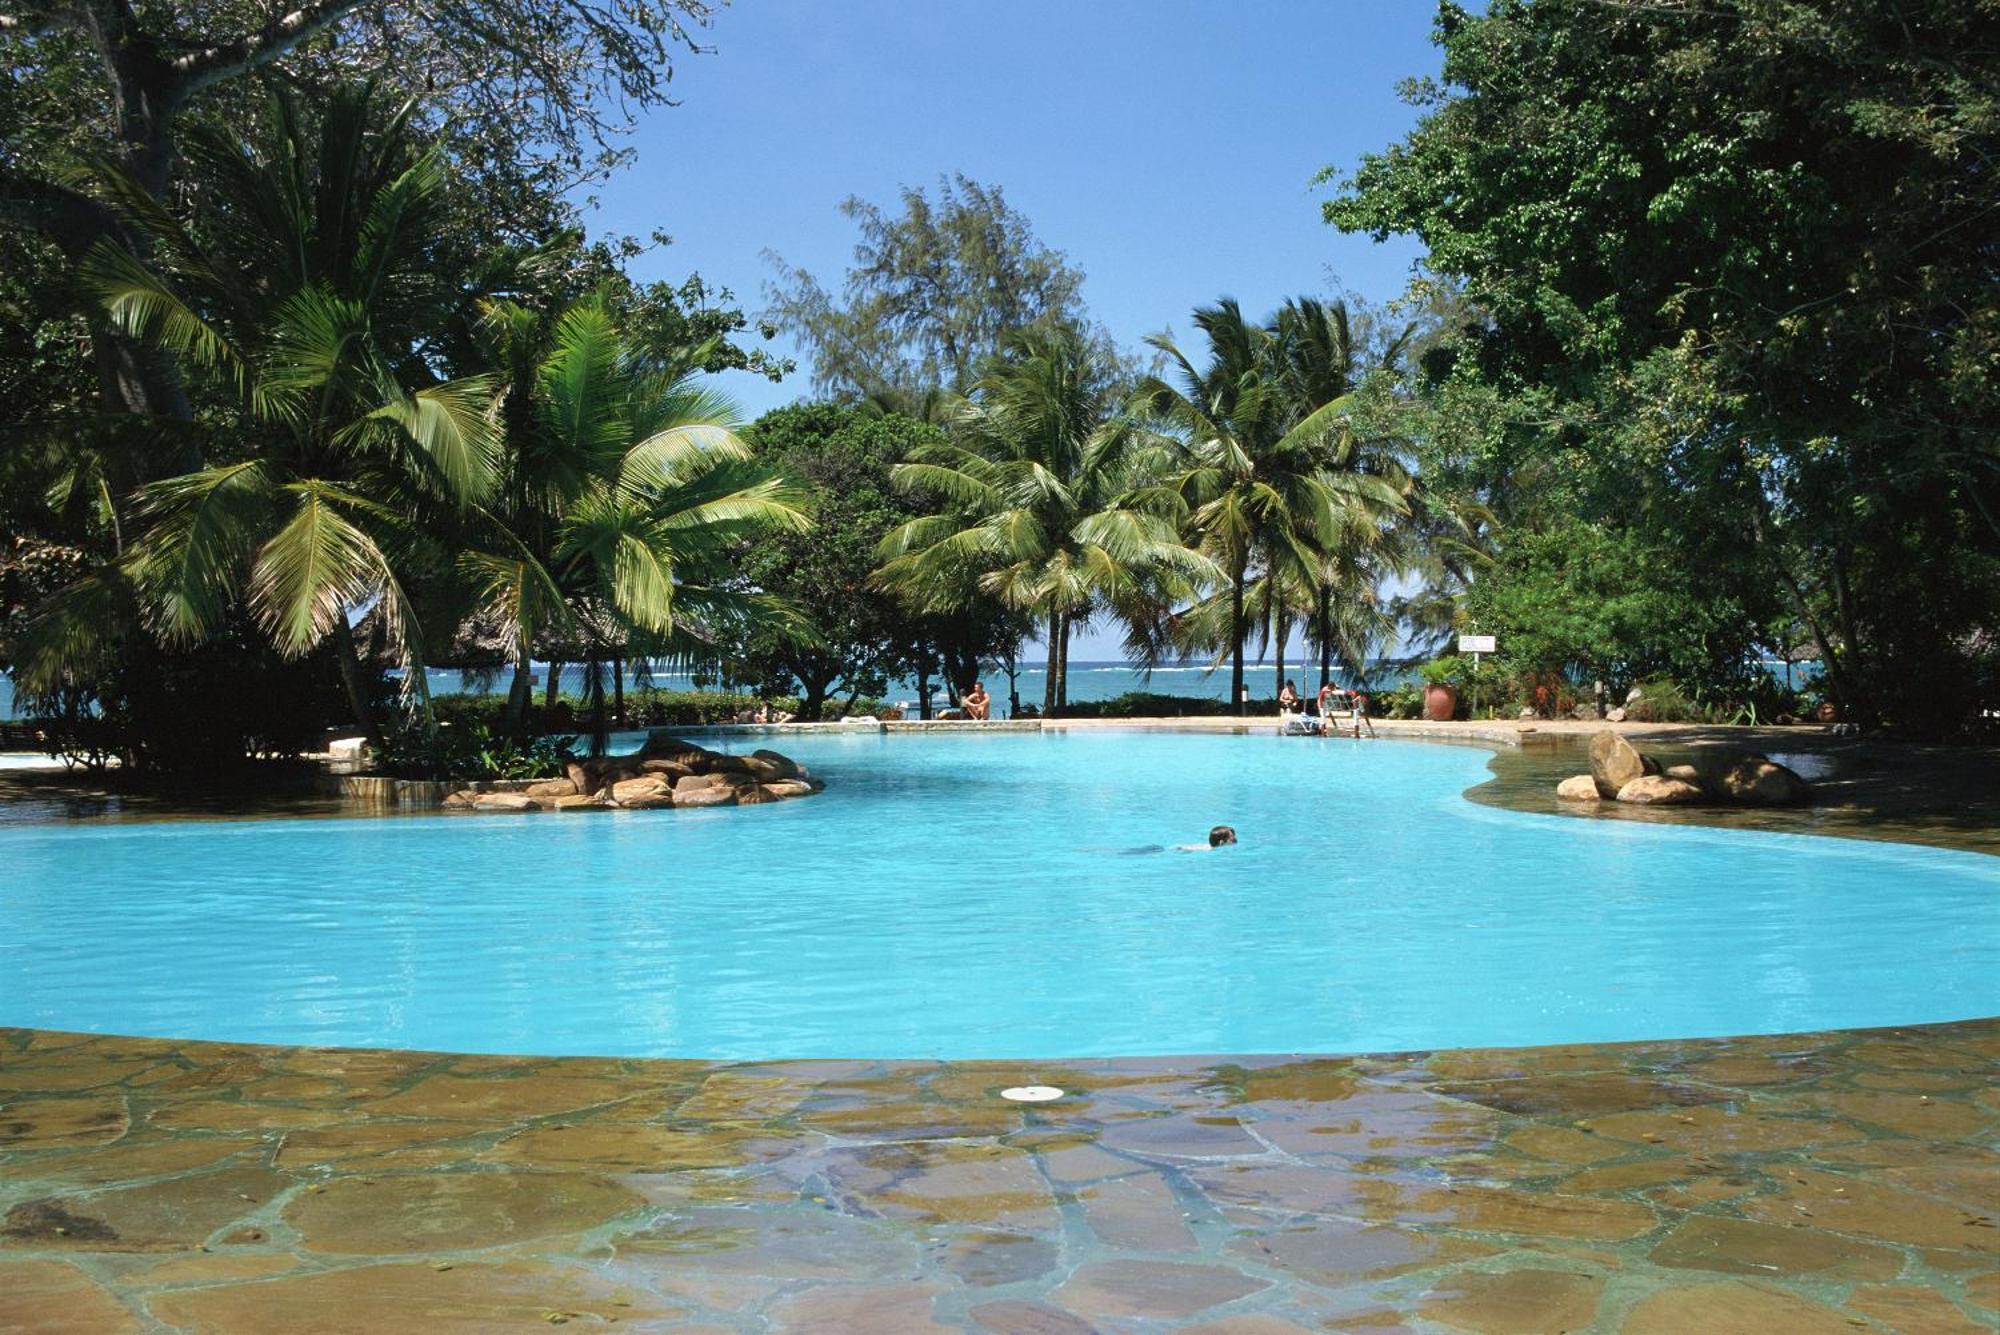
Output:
(1, 1020), (1995, 1332)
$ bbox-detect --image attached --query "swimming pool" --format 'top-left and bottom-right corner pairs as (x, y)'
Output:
(1, 730), (1993, 1058)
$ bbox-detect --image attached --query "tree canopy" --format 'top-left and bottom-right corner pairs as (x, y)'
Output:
(1326, 0), (2000, 731)
(763, 175), (1107, 411)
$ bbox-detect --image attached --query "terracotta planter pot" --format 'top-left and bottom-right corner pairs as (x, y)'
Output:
(1423, 684), (1459, 722)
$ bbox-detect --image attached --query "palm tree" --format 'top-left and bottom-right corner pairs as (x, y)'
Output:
(877, 326), (1208, 715)
(461, 298), (811, 750)
(1136, 299), (1404, 713)
(14, 85), (498, 741)
(1268, 297), (1414, 690)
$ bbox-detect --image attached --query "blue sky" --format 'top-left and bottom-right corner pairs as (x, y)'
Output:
(585, 1), (1449, 659)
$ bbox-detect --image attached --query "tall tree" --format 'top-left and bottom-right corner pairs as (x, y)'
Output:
(12, 85), (501, 739)
(878, 327), (1208, 715)
(1136, 300), (1406, 713)
(1, 0), (718, 421)
(732, 404), (938, 721)
(764, 175), (1104, 409)
(1326, 0), (2000, 731)
(462, 298), (810, 748)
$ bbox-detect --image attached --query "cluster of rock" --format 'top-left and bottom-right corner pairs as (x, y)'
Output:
(443, 732), (823, 813)
(1556, 731), (1811, 808)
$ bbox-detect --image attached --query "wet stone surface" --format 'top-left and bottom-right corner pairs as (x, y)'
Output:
(0, 1019), (1993, 1331)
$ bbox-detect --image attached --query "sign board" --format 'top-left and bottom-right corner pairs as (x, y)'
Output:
(1457, 634), (1497, 654)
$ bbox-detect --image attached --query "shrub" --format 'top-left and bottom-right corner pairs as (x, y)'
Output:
(1417, 655), (1468, 687)
(1623, 679), (1722, 724)
(373, 722), (576, 781)
(1376, 684), (1425, 720)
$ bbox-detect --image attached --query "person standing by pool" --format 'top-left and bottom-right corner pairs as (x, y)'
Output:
(1346, 685), (1376, 738)
(963, 681), (992, 721)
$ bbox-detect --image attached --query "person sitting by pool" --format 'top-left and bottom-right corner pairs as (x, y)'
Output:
(1278, 680), (1300, 715)
(963, 680), (992, 721)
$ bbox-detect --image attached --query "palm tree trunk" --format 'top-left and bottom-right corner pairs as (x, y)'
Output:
(612, 653), (625, 726)
(1230, 557), (1247, 716)
(330, 617), (382, 746)
(1272, 603), (1285, 698)
(916, 648), (933, 721)
(544, 658), (563, 709)
(1317, 581), (1333, 689)
(504, 654), (534, 736)
(1043, 610), (1060, 716)
(587, 656), (607, 757)
(1057, 611), (1071, 713)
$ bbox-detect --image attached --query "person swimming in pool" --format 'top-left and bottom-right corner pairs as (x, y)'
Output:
(1169, 825), (1238, 852)
(1116, 825), (1239, 855)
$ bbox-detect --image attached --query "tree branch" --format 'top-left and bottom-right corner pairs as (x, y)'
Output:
(172, 0), (361, 97)
(0, 165), (114, 253)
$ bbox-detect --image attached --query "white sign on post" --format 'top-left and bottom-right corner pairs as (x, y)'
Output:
(1457, 634), (1497, 654)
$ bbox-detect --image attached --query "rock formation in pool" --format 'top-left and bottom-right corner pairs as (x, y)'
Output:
(443, 732), (823, 813)
(1557, 730), (1810, 808)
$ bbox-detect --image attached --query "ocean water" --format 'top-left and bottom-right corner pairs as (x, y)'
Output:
(0, 662), (1312, 721)
(408, 660), (1368, 712)
(0, 658), (1816, 722)
(0, 730), (1991, 1059)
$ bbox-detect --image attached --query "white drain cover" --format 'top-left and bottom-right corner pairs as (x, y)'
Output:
(1000, 1085), (1065, 1103)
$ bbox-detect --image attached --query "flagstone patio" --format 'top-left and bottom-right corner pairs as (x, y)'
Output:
(1, 1019), (1994, 1332)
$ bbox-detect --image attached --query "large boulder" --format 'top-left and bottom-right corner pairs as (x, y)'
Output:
(472, 791), (540, 812)
(760, 778), (816, 800)
(441, 790), (477, 811)
(747, 748), (802, 780)
(609, 775), (671, 807)
(1615, 775), (1706, 805)
(641, 759), (693, 781)
(641, 733), (712, 770)
(1588, 730), (1650, 798)
(674, 785), (736, 809)
(1556, 774), (1603, 802)
(1718, 757), (1811, 807)
(525, 778), (578, 799)
(672, 772), (731, 797)
(566, 756), (643, 796)
(553, 793), (610, 811)
(733, 781), (780, 805)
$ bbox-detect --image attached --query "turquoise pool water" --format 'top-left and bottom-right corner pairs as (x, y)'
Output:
(0, 731), (1993, 1058)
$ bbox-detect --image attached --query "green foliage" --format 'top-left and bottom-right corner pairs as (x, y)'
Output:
(1376, 683), (1426, 720)
(764, 175), (1109, 408)
(1622, 680), (1719, 726)
(881, 327), (1203, 715)
(733, 403), (939, 719)
(375, 722), (577, 781)
(1416, 655), (1467, 687)
(1464, 518), (1763, 700)
(1136, 297), (1412, 710)
(1326, 0), (2000, 733)
(28, 628), (354, 774)
(1055, 691), (1276, 720)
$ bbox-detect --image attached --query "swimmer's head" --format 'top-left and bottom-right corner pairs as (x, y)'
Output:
(1209, 825), (1237, 847)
